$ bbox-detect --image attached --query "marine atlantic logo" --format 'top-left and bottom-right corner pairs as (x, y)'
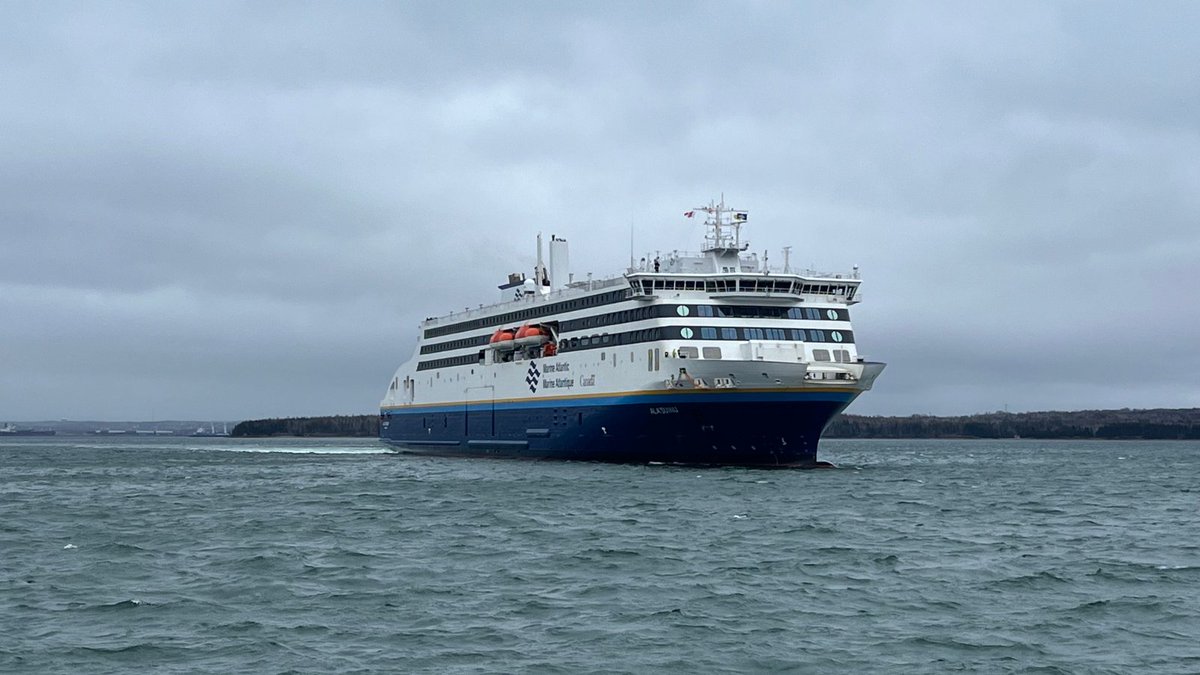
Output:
(526, 361), (541, 393)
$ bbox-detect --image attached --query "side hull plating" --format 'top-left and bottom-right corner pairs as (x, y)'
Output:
(380, 390), (858, 466)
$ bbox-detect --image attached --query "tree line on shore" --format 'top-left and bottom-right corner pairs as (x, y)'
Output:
(231, 415), (379, 437)
(824, 408), (1200, 440)
(232, 408), (1200, 440)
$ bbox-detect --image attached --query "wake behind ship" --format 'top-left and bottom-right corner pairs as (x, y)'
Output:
(379, 199), (885, 466)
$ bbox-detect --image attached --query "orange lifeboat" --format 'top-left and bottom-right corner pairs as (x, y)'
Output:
(514, 324), (531, 339)
(495, 329), (515, 342)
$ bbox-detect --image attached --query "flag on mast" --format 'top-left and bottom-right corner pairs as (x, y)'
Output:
(683, 211), (694, 218)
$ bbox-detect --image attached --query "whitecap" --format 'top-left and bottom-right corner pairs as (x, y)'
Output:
(202, 445), (388, 455)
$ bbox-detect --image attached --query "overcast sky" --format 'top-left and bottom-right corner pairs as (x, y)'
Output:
(2, 1), (1198, 421)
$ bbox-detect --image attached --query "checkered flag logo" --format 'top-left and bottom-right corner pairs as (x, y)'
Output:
(526, 361), (540, 393)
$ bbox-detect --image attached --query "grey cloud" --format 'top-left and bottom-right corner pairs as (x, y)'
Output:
(2, 2), (1198, 420)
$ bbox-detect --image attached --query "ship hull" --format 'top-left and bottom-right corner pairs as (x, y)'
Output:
(381, 389), (857, 466)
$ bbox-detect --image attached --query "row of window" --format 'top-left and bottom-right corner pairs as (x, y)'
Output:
(564, 303), (847, 331)
(563, 328), (664, 351)
(415, 328), (668, 371)
(417, 322), (856, 369)
(636, 277), (857, 298)
(814, 349), (854, 363)
(694, 305), (846, 321)
(677, 346), (722, 359)
(555, 325), (853, 355)
(424, 288), (629, 339)
(425, 276), (861, 341)
(416, 322), (856, 371)
(692, 326), (851, 343)
(672, 345), (854, 363)
(419, 303), (850, 355)
(416, 353), (483, 371)
(420, 333), (490, 355)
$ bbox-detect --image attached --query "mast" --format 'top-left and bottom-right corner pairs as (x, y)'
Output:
(697, 195), (748, 253)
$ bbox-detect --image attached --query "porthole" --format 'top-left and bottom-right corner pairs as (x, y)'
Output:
(826, 309), (838, 320)
(680, 327), (694, 339)
(676, 305), (690, 317)
(832, 331), (844, 342)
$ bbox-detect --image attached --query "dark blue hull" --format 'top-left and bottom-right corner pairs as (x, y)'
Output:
(380, 390), (857, 466)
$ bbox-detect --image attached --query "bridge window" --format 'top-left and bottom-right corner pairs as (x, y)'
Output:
(721, 327), (738, 340)
(701, 327), (717, 339)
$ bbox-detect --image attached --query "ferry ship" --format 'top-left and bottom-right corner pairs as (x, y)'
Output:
(379, 199), (885, 466)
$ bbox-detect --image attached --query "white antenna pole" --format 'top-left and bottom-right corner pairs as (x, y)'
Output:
(536, 232), (544, 279)
(629, 222), (634, 270)
(717, 195), (724, 248)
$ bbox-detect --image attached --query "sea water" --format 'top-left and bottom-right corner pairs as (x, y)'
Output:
(2, 436), (1197, 673)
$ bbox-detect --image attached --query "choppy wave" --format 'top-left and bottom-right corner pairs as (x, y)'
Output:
(202, 444), (388, 455)
(2, 438), (1198, 673)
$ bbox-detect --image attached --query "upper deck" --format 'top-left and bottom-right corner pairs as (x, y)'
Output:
(421, 198), (862, 331)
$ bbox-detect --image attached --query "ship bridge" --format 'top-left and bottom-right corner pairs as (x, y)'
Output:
(624, 198), (861, 303)
(626, 272), (859, 303)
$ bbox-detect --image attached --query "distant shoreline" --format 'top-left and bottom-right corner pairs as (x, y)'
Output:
(824, 408), (1200, 440)
(222, 409), (1200, 441)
